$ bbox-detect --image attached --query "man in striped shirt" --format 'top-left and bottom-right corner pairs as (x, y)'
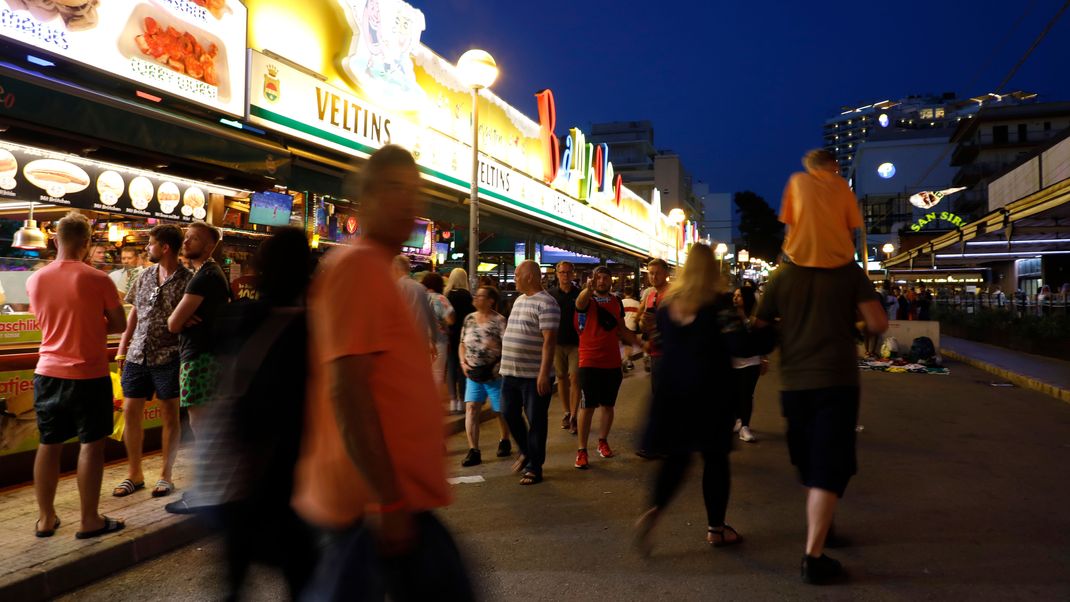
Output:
(500, 260), (560, 485)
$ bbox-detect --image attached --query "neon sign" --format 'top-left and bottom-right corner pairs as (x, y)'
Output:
(910, 211), (966, 232)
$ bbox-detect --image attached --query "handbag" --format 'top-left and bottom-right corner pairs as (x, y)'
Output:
(467, 363), (497, 383)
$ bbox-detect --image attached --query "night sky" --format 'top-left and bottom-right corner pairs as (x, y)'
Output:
(416, 0), (1070, 210)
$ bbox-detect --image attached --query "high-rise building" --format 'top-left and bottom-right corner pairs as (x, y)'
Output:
(589, 121), (656, 202)
(824, 91), (1039, 179)
(654, 151), (702, 219)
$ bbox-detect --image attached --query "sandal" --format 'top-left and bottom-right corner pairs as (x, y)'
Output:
(76, 516), (125, 539)
(151, 479), (174, 498)
(519, 471), (542, 485)
(560, 412), (571, 430)
(112, 479), (144, 497)
(35, 517), (60, 538)
(511, 454), (527, 474)
(706, 524), (743, 548)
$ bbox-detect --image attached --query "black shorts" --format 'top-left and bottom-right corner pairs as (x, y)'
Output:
(121, 360), (181, 400)
(579, 367), (623, 409)
(34, 375), (114, 445)
(780, 386), (860, 497)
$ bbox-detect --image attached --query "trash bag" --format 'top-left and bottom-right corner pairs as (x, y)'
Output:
(909, 336), (936, 362)
(880, 337), (900, 358)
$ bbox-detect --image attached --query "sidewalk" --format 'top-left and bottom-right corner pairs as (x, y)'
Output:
(941, 335), (1070, 403)
(0, 410), (479, 601)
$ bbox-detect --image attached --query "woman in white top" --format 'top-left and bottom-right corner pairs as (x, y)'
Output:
(731, 287), (767, 442)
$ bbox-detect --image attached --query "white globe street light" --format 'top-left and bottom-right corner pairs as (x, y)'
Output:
(457, 49), (499, 289)
(714, 242), (728, 274)
(882, 242), (895, 257)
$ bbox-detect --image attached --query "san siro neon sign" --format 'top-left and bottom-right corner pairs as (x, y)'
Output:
(910, 211), (966, 232)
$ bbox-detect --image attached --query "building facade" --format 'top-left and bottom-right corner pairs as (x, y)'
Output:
(589, 121), (656, 202)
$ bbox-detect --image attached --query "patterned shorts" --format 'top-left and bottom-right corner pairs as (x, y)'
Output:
(180, 353), (220, 408)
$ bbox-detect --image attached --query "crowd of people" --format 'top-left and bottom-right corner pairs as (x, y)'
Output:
(26, 145), (893, 598)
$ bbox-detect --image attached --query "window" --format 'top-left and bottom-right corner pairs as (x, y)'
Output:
(993, 125), (1009, 144)
(935, 108), (945, 118)
(920, 108), (934, 120)
(1018, 124), (1028, 142)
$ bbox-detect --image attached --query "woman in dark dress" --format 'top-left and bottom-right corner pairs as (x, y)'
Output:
(445, 268), (475, 414)
(635, 244), (773, 555)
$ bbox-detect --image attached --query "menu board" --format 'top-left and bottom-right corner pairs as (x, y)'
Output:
(0, 140), (217, 221)
(0, 0), (247, 116)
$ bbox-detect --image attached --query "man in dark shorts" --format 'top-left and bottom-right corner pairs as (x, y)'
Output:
(165, 221), (230, 514)
(756, 261), (887, 584)
(167, 221), (230, 432)
(27, 212), (128, 539)
(113, 224), (191, 499)
(573, 266), (641, 469)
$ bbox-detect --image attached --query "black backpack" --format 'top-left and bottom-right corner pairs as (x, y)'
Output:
(909, 336), (936, 361)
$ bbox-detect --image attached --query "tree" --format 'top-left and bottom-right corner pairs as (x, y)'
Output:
(733, 191), (784, 263)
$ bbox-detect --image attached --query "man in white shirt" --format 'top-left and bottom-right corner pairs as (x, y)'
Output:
(109, 247), (144, 299)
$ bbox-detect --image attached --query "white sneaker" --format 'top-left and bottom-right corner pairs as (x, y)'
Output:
(733, 419), (742, 433)
(739, 426), (756, 442)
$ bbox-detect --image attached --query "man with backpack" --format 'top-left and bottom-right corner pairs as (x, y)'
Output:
(574, 266), (642, 469)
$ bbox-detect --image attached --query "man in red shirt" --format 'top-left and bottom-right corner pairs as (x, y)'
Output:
(27, 212), (128, 539)
(574, 266), (641, 469)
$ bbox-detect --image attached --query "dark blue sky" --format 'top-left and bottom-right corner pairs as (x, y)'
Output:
(415, 0), (1070, 209)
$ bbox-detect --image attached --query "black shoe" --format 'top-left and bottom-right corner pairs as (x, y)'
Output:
(164, 496), (202, 515)
(801, 554), (844, 585)
(462, 449), (482, 467)
(496, 439), (511, 457)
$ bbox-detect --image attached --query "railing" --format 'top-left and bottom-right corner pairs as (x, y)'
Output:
(935, 294), (1069, 318)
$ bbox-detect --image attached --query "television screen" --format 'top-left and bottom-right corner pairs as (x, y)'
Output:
(249, 191), (294, 227)
(402, 219), (431, 254)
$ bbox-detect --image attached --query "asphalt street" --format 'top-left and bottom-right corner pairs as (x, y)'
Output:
(58, 358), (1070, 601)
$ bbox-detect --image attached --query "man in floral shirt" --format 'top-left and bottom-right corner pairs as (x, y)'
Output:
(112, 224), (192, 499)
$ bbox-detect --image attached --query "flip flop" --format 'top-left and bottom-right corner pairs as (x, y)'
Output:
(112, 479), (145, 497)
(35, 517), (60, 538)
(151, 479), (174, 498)
(75, 516), (125, 539)
(519, 471), (542, 485)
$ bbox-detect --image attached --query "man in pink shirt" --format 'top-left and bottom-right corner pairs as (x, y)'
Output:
(27, 212), (127, 539)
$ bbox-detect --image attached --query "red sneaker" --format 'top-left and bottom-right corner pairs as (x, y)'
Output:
(575, 449), (589, 469)
(597, 438), (614, 458)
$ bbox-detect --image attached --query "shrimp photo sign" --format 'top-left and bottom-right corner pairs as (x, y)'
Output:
(0, 0), (247, 116)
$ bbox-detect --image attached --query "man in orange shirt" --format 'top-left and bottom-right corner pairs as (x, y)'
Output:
(780, 150), (863, 268)
(293, 146), (473, 599)
(27, 212), (128, 539)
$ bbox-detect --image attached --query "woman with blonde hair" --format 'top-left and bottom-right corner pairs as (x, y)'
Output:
(634, 244), (774, 556)
(445, 268), (475, 413)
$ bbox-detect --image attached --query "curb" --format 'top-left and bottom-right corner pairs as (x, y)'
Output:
(0, 410), (490, 602)
(0, 516), (210, 601)
(941, 349), (1070, 404)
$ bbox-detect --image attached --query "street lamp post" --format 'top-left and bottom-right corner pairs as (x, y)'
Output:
(457, 49), (499, 290)
(737, 248), (749, 285)
(714, 242), (728, 274)
(882, 242), (895, 258)
(668, 208), (686, 267)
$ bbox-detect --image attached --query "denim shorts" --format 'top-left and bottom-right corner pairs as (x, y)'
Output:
(121, 360), (180, 400)
(465, 377), (502, 412)
(34, 374), (113, 445)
